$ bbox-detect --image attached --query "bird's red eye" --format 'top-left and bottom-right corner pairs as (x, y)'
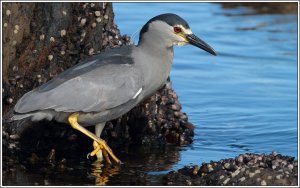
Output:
(173, 26), (181, 33)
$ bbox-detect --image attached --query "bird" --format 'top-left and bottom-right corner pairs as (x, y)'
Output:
(11, 13), (217, 164)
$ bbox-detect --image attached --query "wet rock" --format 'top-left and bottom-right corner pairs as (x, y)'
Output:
(224, 162), (230, 169)
(27, 153), (39, 165)
(237, 155), (244, 163)
(192, 165), (200, 175)
(261, 180), (267, 186)
(272, 151), (278, 156)
(163, 152), (298, 186)
(249, 172), (255, 178)
(9, 134), (20, 140)
(288, 164), (294, 170)
(239, 176), (245, 182)
(47, 149), (55, 163)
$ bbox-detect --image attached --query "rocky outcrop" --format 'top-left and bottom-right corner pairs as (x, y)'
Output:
(2, 2), (193, 162)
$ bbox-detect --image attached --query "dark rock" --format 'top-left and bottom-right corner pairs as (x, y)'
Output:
(163, 152), (298, 186)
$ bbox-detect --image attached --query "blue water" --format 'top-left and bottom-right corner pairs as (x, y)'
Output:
(113, 2), (298, 173)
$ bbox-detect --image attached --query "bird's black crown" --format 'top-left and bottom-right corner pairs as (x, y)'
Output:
(138, 13), (190, 44)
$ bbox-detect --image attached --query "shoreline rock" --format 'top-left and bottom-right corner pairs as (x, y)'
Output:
(163, 152), (298, 186)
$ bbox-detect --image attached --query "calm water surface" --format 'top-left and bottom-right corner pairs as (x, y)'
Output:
(113, 1), (297, 180)
(4, 3), (298, 186)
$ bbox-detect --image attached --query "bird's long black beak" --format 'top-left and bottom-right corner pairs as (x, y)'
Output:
(186, 34), (217, 56)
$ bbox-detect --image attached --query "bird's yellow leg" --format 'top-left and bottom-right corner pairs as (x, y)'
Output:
(68, 113), (121, 164)
(102, 149), (111, 164)
(91, 141), (112, 164)
(91, 141), (103, 161)
(90, 141), (111, 164)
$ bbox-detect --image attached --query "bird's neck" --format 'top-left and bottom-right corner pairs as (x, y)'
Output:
(137, 36), (174, 62)
(134, 41), (174, 97)
(138, 34), (174, 57)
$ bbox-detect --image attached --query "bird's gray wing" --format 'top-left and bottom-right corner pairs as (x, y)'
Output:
(37, 46), (134, 92)
(15, 47), (144, 113)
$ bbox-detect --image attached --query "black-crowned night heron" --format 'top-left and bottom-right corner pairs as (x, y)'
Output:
(11, 13), (216, 164)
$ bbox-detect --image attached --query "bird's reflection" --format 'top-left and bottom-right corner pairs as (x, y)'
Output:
(88, 145), (182, 185)
(89, 161), (120, 185)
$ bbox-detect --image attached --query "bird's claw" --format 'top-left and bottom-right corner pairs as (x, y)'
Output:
(87, 152), (92, 159)
(87, 141), (121, 165)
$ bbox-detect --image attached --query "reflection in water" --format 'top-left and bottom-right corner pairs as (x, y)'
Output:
(106, 146), (181, 185)
(237, 17), (297, 32)
(220, 2), (297, 14)
(2, 133), (182, 186)
(82, 145), (182, 185)
(89, 161), (120, 185)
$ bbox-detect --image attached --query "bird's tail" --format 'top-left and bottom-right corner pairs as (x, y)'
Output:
(2, 108), (33, 123)
(11, 113), (34, 121)
(3, 108), (36, 137)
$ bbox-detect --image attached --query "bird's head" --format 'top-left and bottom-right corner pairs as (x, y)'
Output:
(138, 13), (217, 56)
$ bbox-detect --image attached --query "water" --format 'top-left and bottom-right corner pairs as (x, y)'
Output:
(3, 3), (298, 186)
(113, 1), (297, 175)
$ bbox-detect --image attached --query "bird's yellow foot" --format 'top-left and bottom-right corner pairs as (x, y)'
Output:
(87, 141), (104, 162)
(68, 113), (121, 165)
(89, 141), (113, 164)
(89, 140), (117, 164)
